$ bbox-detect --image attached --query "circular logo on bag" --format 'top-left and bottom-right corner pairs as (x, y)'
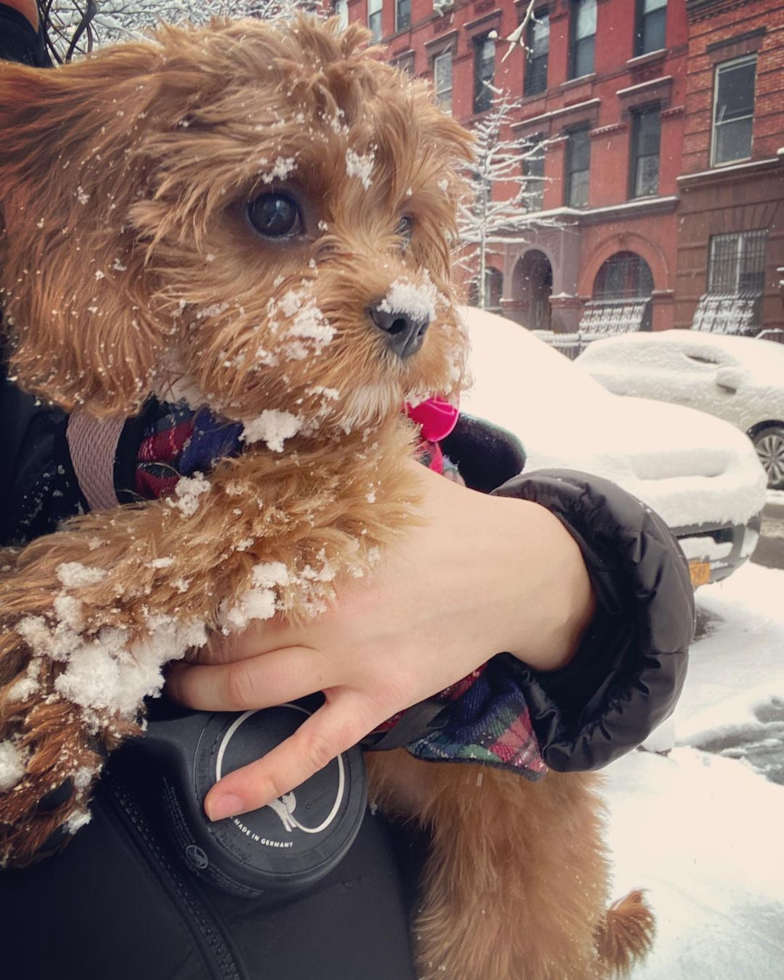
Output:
(185, 844), (209, 870)
(192, 698), (367, 894)
(210, 704), (350, 861)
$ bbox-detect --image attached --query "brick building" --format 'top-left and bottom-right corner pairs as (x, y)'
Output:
(342, 0), (784, 335)
(343, 0), (689, 332)
(674, 0), (784, 335)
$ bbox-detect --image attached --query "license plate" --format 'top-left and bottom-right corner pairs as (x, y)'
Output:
(689, 561), (711, 588)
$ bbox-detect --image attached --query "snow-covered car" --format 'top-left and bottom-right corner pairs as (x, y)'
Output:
(575, 330), (784, 489)
(461, 308), (767, 587)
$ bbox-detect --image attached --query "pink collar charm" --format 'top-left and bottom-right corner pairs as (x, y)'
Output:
(404, 396), (459, 443)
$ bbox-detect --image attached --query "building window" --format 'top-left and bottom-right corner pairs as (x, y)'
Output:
(634, 0), (667, 57)
(581, 252), (654, 334)
(334, 0), (349, 30)
(565, 126), (591, 207)
(434, 51), (453, 115)
(525, 11), (549, 97)
(708, 230), (767, 295)
(630, 106), (661, 198)
(473, 34), (496, 114)
(392, 51), (415, 76)
(396, 0), (410, 32)
(569, 0), (596, 80)
(693, 229), (768, 335)
(522, 135), (546, 211)
(595, 252), (654, 300)
(712, 55), (756, 167)
(368, 0), (383, 43)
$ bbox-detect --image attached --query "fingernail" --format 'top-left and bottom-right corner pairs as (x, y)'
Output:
(206, 793), (245, 822)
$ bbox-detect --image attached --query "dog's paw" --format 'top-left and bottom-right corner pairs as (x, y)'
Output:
(0, 638), (118, 866)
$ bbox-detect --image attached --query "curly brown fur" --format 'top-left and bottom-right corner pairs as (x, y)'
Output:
(595, 888), (656, 975)
(0, 16), (651, 978)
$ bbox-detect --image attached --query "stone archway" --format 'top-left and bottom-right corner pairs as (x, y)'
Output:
(512, 250), (553, 329)
(580, 251), (655, 334)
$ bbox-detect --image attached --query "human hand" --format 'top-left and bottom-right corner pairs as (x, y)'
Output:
(166, 461), (595, 822)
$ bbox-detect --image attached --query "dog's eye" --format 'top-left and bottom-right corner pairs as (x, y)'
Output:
(397, 215), (414, 249)
(247, 193), (303, 239)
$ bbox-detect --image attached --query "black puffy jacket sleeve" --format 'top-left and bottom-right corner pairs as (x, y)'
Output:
(492, 469), (695, 772)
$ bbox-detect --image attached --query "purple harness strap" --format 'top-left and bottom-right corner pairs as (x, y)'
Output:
(65, 411), (124, 512)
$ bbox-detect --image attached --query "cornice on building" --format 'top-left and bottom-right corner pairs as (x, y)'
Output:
(488, 196), (680, 235)
(686, 0), (755, 23)
(511, 98), (601, 130)
(678, 156), (782, 186)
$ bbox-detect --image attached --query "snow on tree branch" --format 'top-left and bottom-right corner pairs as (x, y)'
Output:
(456, 91), (558, 309)
(39, 0), (324, 63)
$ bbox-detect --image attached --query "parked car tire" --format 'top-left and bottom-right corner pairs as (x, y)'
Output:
(752, 425), (784, 489)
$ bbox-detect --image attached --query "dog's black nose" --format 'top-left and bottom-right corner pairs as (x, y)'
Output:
(368, 306), (430, 359)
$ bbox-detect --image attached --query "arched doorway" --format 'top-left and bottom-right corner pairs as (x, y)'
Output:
(512, 250), (553, 329)
(581, 251), (654, 333)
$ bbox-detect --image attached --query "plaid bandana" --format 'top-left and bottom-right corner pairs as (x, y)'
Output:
(133, 401), (545, 779)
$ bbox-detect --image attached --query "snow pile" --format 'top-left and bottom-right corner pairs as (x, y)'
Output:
(461, 307), (767, 529)
(577, 331), (784, 440)
(603, 749), (784, 980)
(601, 562), (784, 979)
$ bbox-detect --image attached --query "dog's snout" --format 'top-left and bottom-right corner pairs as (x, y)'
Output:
(369, 306), (430, 359)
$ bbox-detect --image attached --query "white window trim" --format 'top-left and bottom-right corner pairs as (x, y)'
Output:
(434, 51), (453, 114)
(711, 54), (757, 169)
(368, 0), (383, 41)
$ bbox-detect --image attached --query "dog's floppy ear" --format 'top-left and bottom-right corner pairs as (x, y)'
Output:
(0, 49), (169, 415)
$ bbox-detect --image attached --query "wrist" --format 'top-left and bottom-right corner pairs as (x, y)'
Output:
(475, 494), (596, 672)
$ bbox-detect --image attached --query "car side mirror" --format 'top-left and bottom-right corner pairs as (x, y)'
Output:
(715, 366), (742, 394)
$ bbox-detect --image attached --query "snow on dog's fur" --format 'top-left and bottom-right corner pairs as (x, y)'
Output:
(0, 17), (652, 978)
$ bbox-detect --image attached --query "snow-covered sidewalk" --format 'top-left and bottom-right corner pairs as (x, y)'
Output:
(601, 563), (784, 979)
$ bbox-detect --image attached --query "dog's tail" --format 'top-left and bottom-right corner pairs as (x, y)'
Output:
(595, 889), (655, 976)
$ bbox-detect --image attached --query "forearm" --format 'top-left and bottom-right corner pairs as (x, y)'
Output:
(468, 492), (596, 672)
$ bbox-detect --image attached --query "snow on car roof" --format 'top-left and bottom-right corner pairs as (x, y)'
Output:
(578, 329), (784, 382)
(461, 307), (766, 528)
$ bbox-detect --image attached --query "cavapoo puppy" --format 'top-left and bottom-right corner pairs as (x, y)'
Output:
(0, 17), (652, 979)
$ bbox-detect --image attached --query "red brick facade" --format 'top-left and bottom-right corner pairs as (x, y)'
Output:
(344, 0), (784, 334)
(675, 0), (784, 332)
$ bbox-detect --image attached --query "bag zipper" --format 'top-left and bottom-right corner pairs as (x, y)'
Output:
(103, 769), (243, 980)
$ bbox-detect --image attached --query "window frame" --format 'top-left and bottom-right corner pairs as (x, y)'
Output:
(473, 33), (496, 115)
(707, 230), (768, 296)
(565, 125), (591, 208)
(433, 50), (453, 115)
(368, 0), (383, 43)
(524, 10), (550, 97)
(569, 0), (596, 81)
(395, 0), (411, 33)
(629, 104), (661, 199)
(710, 54), (757, 168)
(634, 0), (667, 58)
(522, 134), (546, 212)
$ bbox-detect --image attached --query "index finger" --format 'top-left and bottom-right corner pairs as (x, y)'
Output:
(203, 689), (385, 822)
(196, 616), (301, 665)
